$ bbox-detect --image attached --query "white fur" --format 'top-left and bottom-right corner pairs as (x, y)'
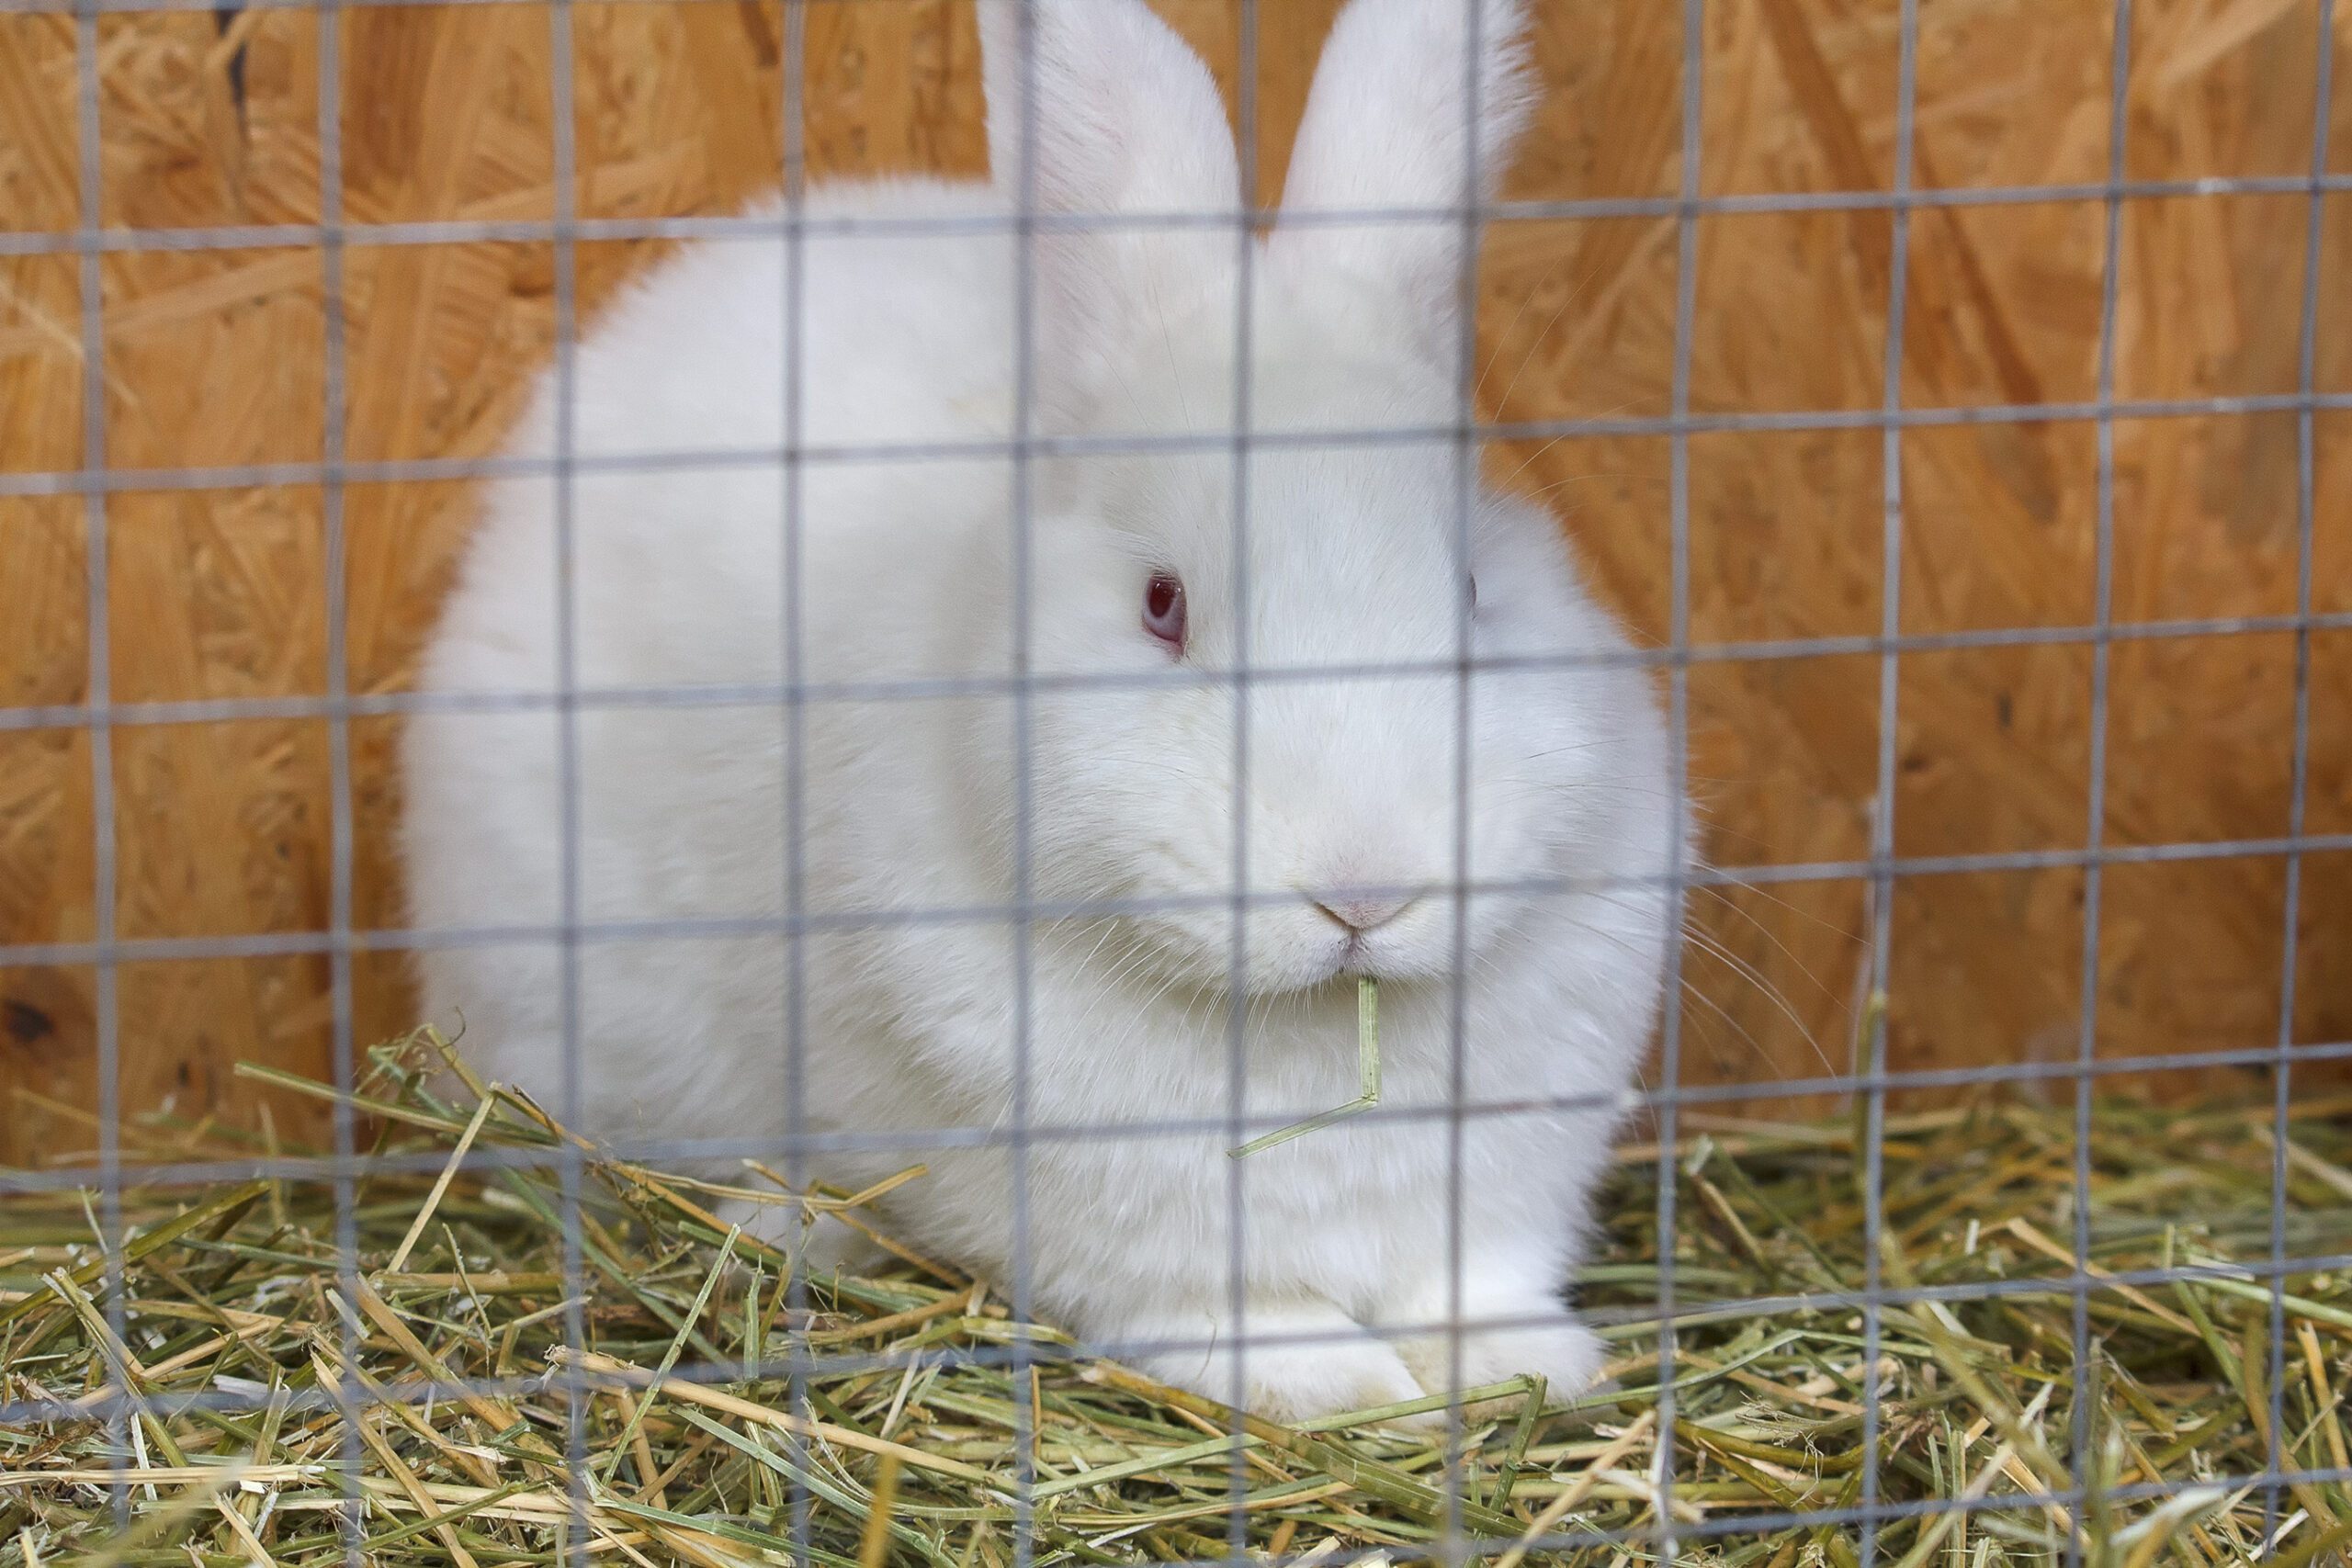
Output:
(401, 0), (1684, 1423)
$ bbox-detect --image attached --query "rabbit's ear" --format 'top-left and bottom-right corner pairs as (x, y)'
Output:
(978, 0), (1240, 368)
(1270, 0), (1534, 360)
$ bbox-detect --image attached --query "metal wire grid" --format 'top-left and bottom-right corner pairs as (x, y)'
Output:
(2274, 0), (2342, 1552)
(2072, 11), (2139, 1564)
(1852, 0), (1917, 1557)
(3, 0), (2345, 1561)
(1220, 0), (1263, 1551)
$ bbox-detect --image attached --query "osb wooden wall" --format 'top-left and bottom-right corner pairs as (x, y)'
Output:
(2, 0), (2349, 1161)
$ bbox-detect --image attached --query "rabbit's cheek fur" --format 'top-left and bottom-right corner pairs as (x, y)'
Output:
(1023, 644), (1638, 998)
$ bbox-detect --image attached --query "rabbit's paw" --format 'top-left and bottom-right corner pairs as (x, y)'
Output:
(1376, 1281), (1608, 1422)
(1113, 1301), (1429, 1426)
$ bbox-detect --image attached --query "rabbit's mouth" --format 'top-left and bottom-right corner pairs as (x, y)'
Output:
(1315, 887), (1429, 977)
(1164, 892), (1474, 996)
(1307, 886), (1464, 989)
(1326, 931), (1433, 989)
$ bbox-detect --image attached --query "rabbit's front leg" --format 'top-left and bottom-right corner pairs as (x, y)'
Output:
(1369, 1253), (1608, 1418)
(1095, 1295), (1428, 1425)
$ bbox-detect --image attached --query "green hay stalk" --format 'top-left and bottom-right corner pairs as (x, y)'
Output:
(1229, 978), (1383, 1159)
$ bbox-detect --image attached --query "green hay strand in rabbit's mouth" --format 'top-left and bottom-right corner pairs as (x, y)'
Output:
(1227, 975), (1384, 1159)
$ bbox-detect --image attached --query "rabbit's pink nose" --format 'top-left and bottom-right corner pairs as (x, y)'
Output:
(1312, 894), (1418, 934)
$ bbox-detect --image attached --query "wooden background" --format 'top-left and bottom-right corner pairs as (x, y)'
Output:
(2, 0), (2348, 1162)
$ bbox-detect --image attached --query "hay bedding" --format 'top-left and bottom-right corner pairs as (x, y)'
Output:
(4, 1034), (2351, 1566)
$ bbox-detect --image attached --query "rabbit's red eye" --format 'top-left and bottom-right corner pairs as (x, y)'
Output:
(1143, 572), (1187, 654)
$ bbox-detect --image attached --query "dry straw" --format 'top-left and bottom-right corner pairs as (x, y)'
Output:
(4, 1033), (2351, 1565)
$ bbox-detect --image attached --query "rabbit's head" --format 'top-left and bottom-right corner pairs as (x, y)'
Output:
(973, 0), (1670, 997)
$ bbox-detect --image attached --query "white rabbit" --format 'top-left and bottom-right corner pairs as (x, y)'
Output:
(401, 0), (1684, 1423)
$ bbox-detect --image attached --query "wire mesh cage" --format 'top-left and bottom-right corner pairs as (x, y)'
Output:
(2, 0), (2350, 1562)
